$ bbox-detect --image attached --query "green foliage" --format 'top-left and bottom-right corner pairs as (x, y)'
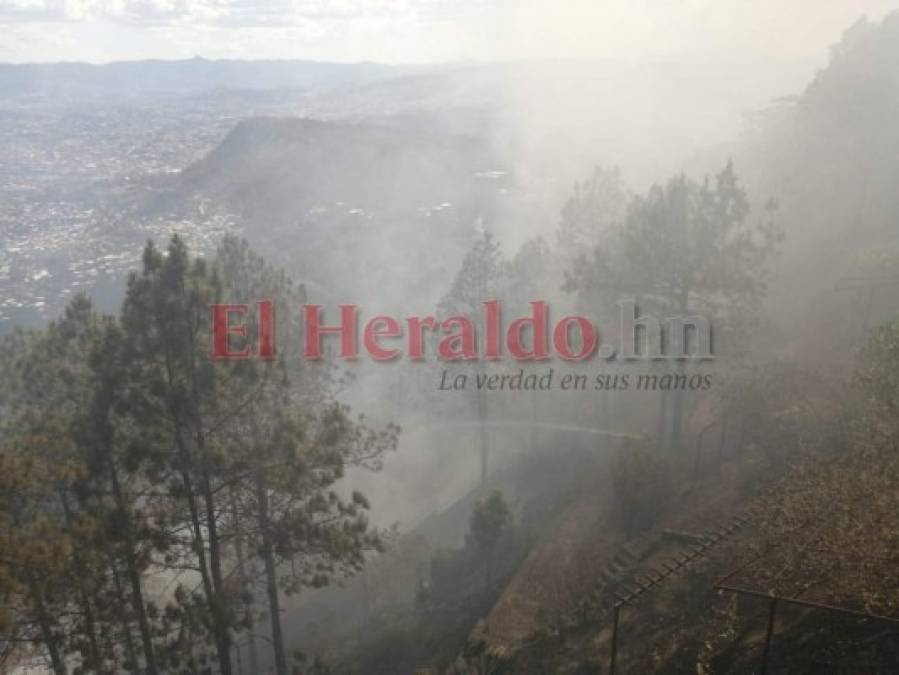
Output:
(557, 166), (629, 266)
(0, 235), (399, 675)
(566, 161), (781, 316)
(563, 161), (783, 452)
(468, 490), (511, 590)
(439, 230), (507, 319)
(469, 491), (510, 554)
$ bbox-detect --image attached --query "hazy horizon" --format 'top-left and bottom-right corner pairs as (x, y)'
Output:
(2, 0), (898, 72)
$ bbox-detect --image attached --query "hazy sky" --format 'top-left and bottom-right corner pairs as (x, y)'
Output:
(1, 0), (897, 65)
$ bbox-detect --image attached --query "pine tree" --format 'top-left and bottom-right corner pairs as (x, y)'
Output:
(439, 230), (507, 486)
(74, 318), (164, 673)
(0, 235), (399, 675)
(212, 236), (398, 675)
(565, 162), (782, 451)
(119, 237), (236, 675)
(468, 490), (510, 590)
(0, 297), (107, 674)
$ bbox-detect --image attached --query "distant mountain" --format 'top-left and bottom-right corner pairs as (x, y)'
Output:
(159, 116), (509, 306)
(0, 57), (425, 102)
(0, 52), (823, 327)
(177, 116), (497, 215)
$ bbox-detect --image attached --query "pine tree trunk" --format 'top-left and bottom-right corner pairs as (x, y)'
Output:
(109, 560), (140, 673)
(58, 490), (103, 672)
(179, 462), (229, 673)
(123, 551), (157, 674)
(255, 470), (288, 675)
(656, 383), (669, 450)
(361, 567), (371, 623)
(171, 414), (232, 675)
(81, 595), (103, 673)
(667, 289), (690, 452)
(600, 387), (610, 435)
(668, 360), (687, 451)
(200, 462), (232, 675)
(181, 292), (233, 675)
(30, 577), (66, 675)
(109, 461), (159, 675)
(163, 348), (224, 672)
(231, 494), (260, 675)
(477, 384), (489, 487)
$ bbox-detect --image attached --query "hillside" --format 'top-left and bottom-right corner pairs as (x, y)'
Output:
(708, 12), (899, 364)
(154, 116), (510, 306)
(177, 117), (498, 219)
(442, 15), (899, 672)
